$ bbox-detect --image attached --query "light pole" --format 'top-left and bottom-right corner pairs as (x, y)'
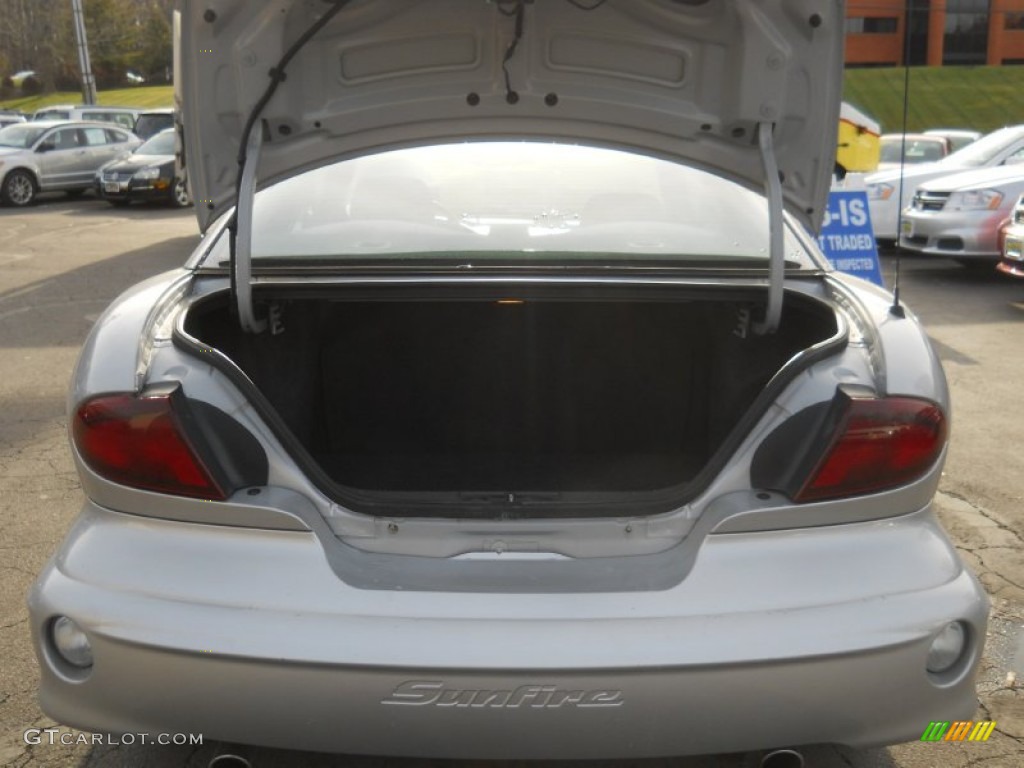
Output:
(71, 0), (97, 104)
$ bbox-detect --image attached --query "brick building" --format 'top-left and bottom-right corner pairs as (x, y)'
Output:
(846, 0), (1024, 66)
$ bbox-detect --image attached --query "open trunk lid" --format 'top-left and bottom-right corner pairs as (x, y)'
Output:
(176, 0), (843, 234)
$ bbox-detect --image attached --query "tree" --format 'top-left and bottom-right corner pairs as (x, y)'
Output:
(0, 0), (174, 93)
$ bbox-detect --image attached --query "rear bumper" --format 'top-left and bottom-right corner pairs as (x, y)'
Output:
(29, 502), (988, 759)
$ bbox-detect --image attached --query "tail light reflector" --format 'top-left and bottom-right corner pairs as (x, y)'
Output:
(73, 390), (227, 500)
(795, 396), (946, 502)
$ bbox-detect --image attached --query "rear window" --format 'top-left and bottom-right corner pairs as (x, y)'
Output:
(134, 114), (174, 140)
(33, 110), (69, 121)
(83, 111), (135, 129)
(242, 142), (811, 267)
(0, 124), (47, 148)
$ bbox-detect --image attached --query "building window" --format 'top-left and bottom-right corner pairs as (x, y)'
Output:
(845, 16), (899, 34)
(943, 0), (991, 65)
(1006, 13), (1024, 30)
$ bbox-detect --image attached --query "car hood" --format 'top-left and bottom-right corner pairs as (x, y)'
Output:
(103, 154), (175, 173)
(175, 0), (844, 234)
(917, 164), (1024, 193)
(865, 160), (960, 187)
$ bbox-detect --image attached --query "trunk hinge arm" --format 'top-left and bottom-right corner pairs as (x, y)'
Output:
(753, 121), (783, 336)
(234, 120), (266, 334)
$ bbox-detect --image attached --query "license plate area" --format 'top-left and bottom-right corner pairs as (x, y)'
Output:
(1005, 236), (1023, 261)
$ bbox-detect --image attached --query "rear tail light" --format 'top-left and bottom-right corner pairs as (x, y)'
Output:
(72, 387), (228, 500)
(752, 389), (947, 503)
(795, 396), (946, 502)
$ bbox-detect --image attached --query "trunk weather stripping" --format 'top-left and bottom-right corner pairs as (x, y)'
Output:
(755, 121), (783, 335)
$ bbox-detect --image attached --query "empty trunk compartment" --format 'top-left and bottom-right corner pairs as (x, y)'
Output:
(180, 285), (841, 517)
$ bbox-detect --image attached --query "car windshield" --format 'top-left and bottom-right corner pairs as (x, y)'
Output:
(241, 142), (810, 267)
(879, 138), (946, 164)
(134, 114), (173, 140)
(938, 126), (1024, 168)
(0, 124), (47, 148)
(135, 131), (174, 156)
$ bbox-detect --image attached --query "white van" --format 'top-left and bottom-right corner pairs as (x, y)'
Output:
(31, 104), (139, 130)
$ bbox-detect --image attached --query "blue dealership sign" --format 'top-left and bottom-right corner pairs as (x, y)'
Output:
(817, 191), (885, 287)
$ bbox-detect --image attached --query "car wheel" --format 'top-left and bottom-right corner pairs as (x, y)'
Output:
(171, 177), (191, 208)
(1, 169), (37, 207)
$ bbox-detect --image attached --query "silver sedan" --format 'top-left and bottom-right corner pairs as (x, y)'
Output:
(28, 0), (988, 762)
(898, 163), (1024, 262)
(0, 120), (141, 206)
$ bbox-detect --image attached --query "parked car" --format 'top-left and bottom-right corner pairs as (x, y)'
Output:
(96, 129), (190, 207)
(31, 104), (140, 130)
(132, 107), (175, 140)
(0, 110), (27, 129)
(28, 1), (987, 762)
(0, 120), (142, 206)
(866, 124), (1024, 243)
(925, 128), (983, 152)
(898, 163), (1024, 263)
(877, 133), (951, 171)
(997, 194), (1024, 277)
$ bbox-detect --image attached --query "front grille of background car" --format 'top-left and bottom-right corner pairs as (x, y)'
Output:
(936, 237), (964, 251)
(102, 171), (131, 182)
(1015, 207), (1024, 224)
(913, 190), (951, 211)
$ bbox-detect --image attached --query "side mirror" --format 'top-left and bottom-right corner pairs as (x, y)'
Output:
(36, 141), (55, 153)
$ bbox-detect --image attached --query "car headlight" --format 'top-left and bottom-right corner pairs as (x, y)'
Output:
(951, 188), (1004, 210)
(133, 167), (161, 180)
(866, 182), (893, 201)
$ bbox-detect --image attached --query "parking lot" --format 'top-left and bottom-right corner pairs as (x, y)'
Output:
(1, 195), (1023, 767)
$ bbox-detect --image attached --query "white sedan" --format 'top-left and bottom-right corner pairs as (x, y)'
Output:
(899, 163), (1024, 262)
(867, 125), (1024, 242)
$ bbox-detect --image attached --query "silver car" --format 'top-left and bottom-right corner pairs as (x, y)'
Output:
(866, 124), (1024, 242)
(997, 194), (1024, 277)
(898, 163), (1024, 262)
(0, 120), (142, 206)
(29, 0), (987, 761)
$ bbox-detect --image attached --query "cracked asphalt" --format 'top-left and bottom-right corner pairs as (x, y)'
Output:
(1, 197), (1023, 767)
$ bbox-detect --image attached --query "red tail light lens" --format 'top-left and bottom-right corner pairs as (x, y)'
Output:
(795, 397), (946, 502)
(73, 391), (227, 500)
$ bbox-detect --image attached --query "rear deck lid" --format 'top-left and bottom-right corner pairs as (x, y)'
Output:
(176, 0), (843, 234)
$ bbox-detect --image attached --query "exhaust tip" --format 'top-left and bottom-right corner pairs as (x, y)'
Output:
(209, 755), (251, 768)
(761, 749), (804, 768)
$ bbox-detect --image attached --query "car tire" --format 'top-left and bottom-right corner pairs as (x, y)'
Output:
(170, 177), (191, 208)
(1, 169), (37, 207)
